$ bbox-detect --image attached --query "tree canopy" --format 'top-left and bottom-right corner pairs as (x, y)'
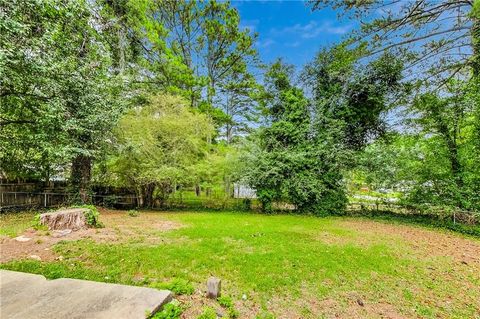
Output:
(1, 0), (479, 217)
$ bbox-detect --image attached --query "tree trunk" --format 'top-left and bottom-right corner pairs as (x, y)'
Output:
(224, 176), (231, 198)
(226, 123), (232, 144)
(142, 183), (155, 208)
(71, 154), (92, 204)
(195, 184), (201, 197)
(40, 208), (89, 230)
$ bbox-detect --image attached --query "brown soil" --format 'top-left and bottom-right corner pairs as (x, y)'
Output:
(340, 219), (480, 266)
(0, 208), (183, 263)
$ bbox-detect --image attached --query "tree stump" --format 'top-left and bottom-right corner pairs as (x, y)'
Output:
(39, 208), (88, 231)
(206, 277), (221, 299)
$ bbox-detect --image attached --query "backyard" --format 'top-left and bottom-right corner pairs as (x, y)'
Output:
(1, 208), (479, 318)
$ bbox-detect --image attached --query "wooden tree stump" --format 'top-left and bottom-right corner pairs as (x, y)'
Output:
(39, 208), (88, 231)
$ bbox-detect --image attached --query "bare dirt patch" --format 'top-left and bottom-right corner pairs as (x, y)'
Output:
(340, 219), (480, 266)
(0, 209), (184, 263)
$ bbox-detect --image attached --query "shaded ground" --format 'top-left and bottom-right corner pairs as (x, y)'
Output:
(0, 209), (183, 263)
(1, 209), (479, 318)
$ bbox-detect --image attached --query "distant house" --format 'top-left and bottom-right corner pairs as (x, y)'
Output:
(233, 183), (256, 199)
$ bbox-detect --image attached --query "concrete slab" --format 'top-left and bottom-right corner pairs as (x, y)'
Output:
(0, 270), (172, 319)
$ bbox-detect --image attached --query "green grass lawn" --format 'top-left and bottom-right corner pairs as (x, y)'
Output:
(1, 210), (479, 318)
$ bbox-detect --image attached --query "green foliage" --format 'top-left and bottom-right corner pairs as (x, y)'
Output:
(304, 45), (404, 150)
(128, 210), (139, 217)
(103, 195), (119, 209)
(247, 60), (347, 214)
(0, 0), (126, 190)
(255, 312), (276, 319)
(105, 94), (215, 208)
(151, 279), (194, 296)
(241, 198), (252, 211)
(127, 0), (260, 139)
(227, 308), (239, 319)
(73, 205), (104, 228)
(196, 307), (217, 319)
(310, 1), (475, 84)
(149, 303), (183, 319)
(217, 296), (233, 308)
(357, 79), (480, 213)
(31, 214), (48, 231)
(32, 214), (42, 229)
(218, 296), (239, 319)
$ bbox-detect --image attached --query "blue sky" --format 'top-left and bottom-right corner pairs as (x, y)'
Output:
(232, 0), (352, 68)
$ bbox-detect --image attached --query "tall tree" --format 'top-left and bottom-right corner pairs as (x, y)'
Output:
(247, 61), (347, 214)
(406, 80), (479, 210)
(310, 0), (478, 85)
(135, 0), (260, 137)
(106, 94), (214, 207)
(304, 45), (404, 150)
(0, 0), (125, 202)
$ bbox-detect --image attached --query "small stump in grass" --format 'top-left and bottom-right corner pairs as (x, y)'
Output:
(39, 208), (89, 231)
(206, 277), (221, 299)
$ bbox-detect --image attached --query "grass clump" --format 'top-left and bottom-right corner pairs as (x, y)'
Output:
(196, 307), (217, 319)
(148, 303), (183, 319)
(255, 312), (276, 319)
(217, 296), (233, 308)
(128, 209), (140, 217)
(32, 213), (48, 231)
(217, 296), (238, 319)
(151, 278), (194, 296)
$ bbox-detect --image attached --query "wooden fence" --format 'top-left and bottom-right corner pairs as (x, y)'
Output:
(0, 191), (251, 212)
(1, 188), (478, 225)
(0, 192), (140, 212)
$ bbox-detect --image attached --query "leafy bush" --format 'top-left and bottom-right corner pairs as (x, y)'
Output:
(128, 210), (139, 217)
(103, 195), (119, 208)
(74, 205), (104, 228)
(149, 303), (183, 319)
(245, 62), (348, 215)
(151, 278), (194, 296)
(241, 198), (252, 211)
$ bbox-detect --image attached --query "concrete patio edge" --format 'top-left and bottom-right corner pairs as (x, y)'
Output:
(0, 270), (172, 319)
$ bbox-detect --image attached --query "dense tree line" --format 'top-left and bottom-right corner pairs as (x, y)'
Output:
(1, 0), (479, 214)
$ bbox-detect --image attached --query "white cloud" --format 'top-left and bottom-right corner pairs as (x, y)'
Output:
(286, 41), (301, 47)
(257, 38), (275, 48)
(240, 19), (259, 33)
(272, 20), (350, 38)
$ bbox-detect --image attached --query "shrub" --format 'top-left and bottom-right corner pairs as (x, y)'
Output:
(128, 210), (139, 217)
(242, 198), (252, 211)
(103, 195), (119, 208)
(74, 205), (104, 228)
